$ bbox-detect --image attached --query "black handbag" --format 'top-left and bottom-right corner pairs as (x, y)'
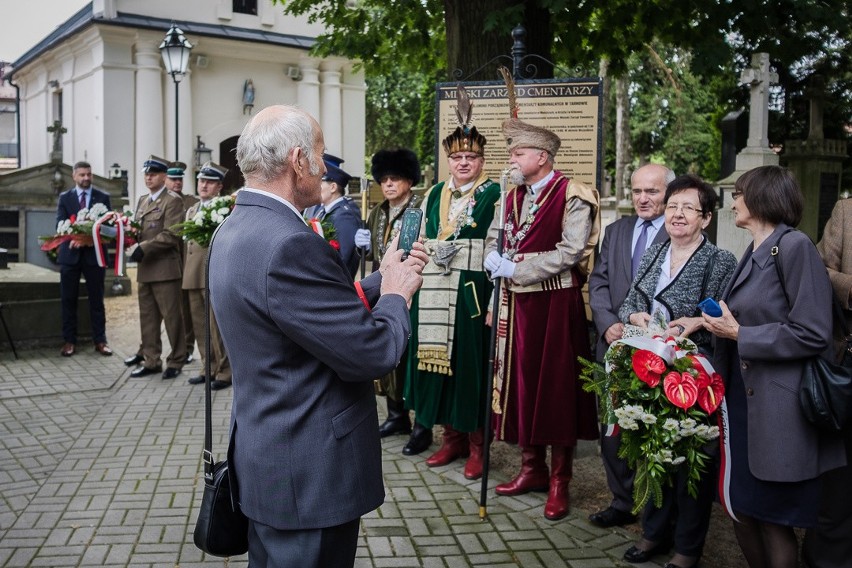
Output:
(193, 228), (249, 557)
(772, 229), (852, 432)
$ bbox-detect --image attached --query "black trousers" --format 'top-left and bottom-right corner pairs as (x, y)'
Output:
(641, 461), (717, 558)
(60, 262), (106, 344)
(247, 517), (360, 568)
(600, 423), (635, 513)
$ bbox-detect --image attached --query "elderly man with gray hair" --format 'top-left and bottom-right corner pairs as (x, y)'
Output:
(208, 105), (428, 567)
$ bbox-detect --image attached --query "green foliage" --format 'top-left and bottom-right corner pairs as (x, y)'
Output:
(365, 68), (432, 159)
(271, 0), (446, 75)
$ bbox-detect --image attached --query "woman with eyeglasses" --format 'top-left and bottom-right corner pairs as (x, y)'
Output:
(702, 165), (844, 568)
(618, 174), (737, 568)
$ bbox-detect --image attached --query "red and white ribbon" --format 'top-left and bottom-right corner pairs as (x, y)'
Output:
(308, 218), (324, 238)
(92, 212), (129, 276)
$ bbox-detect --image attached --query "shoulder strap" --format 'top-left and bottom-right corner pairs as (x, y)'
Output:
(770, 228), (796, 309)
(202, 219), (229, 481)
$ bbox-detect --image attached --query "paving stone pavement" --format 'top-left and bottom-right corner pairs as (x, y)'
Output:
(0, 303), (656, 567)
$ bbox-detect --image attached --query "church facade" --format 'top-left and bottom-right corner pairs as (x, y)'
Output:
(10, 0), (365, 202)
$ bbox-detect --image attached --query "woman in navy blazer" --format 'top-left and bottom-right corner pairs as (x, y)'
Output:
(703, 166), (845, 568)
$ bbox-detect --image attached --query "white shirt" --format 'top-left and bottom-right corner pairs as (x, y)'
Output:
(527, 170), (555, 198)
(240, 187), (306, 224)
(75, 187), (90, 208)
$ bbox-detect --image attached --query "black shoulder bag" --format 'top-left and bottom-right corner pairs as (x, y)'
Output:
(193, 226), (249, 557)
(772, 229), (852, 432)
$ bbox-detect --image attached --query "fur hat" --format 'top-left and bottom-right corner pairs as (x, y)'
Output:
(371, 148), (420, 185)
(502, 118), (561, 157)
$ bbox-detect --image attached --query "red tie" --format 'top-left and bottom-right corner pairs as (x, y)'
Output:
(79, 191), (87, 210)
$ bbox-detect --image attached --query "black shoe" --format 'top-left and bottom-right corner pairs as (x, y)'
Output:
(589, 506), (637, 528)
(624, 539), (673, 564)
(124, 354), (143, 366)
(130, 366), (161, 378)
(185, 353), (194, 365)
(187, 375), (207, 385)
(379, 399), (412, 437)
(402, 423), (433, 455)
(210, 380), (232, 391)
(162, 368), (182, 380)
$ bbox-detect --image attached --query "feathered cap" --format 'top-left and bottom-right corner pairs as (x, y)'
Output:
(498, 66), (561, 157)
(442, 85), (487, 156)
(371, 148), (421, 185)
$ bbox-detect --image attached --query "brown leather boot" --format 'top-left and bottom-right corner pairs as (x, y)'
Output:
(495, 446), (549, 495)
(425, 425), (470, 467)
(544, 445), (573, 520)
(463, 429), (484, 480)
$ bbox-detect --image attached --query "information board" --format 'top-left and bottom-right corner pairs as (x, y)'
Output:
(434, 78), (603, 191)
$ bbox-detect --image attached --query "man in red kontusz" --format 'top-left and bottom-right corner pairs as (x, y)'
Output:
(484, 118), (601, 520)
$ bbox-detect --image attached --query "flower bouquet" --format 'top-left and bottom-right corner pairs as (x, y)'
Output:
(579, 334), (724, 513)
(173, 195), (236, 248)
(39, 204), (140, 274)
(307, 217), (340, 251)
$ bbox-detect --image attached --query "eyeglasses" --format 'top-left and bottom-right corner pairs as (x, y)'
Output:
(449, 153), (481, 163)
(665, 203), (703, 216)
(731, 190), (743, 200)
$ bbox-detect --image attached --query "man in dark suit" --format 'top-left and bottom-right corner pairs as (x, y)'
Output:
(587, 163), (673, 527)
(208, 105), (427, 568)
(56, 161), (113, 357)
(304, 153), (362, 277)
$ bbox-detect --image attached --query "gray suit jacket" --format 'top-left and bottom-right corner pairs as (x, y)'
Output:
(713, 224), (845, 482)
(209, 189), (411, 530)
(589, 215), (668, 360)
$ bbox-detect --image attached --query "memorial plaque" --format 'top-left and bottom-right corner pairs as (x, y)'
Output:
(434, 78), (603, 190)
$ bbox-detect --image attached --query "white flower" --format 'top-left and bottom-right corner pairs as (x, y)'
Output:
(76, 208), (89, 221)
(195, 217), (204, 226)
(640, 413), (657, 425)
(663, 418), (679, 431)
(88, 203), (109, 219)
(617, 417), (640, 430)
(680, 418), (697, 429)
(703, 426), (720, 440)
(217, 207), (230, 216)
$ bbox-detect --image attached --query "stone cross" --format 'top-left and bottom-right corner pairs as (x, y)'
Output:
(46, 120), (67, 156)
(805, 74), (825, 140)
(739, 52), (778, 149)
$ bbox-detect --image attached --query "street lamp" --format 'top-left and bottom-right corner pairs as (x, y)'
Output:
(159, 23), (192, 162)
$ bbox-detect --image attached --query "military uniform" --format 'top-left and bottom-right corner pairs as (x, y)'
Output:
(182, 201), (231, 387)
(167, 163), (199, 362)
(132, 156), (187, 374)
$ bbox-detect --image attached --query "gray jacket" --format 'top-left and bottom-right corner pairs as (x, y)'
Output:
(619, 238), (737, 351)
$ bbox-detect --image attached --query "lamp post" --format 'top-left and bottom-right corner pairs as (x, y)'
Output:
(159, 23), (192, 162)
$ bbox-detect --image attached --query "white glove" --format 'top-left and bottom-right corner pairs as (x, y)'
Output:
(484, 251), (516, 279)
(354, 228), (372, 250)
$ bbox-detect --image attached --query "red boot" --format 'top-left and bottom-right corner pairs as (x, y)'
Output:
(544, 445), (574, 520)
(495, 446), (549, 495)
(425, 425), (470, 467)
(463, 429), (484, 480)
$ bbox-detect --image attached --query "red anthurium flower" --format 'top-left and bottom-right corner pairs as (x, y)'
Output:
(696, 371), (725, 414)
(70, 214), (76, 223)
(329, 239), (340, 251)
(663, 371), (698, 410)
(631, 350), (666, 388)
